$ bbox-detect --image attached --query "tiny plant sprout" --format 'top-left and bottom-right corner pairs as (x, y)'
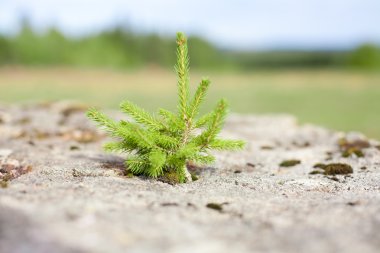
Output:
(87, 32), (245, 183)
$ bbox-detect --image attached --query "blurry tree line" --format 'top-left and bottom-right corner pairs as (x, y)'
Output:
(0, 23), (380, 70)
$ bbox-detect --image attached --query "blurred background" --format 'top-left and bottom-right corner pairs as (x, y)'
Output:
(0, 0), (379, 138)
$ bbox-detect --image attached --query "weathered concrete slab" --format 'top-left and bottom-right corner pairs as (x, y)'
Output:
(1, 102), (379, 253)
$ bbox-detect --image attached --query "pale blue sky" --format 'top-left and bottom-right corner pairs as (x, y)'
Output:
(0, 0), (379, 50)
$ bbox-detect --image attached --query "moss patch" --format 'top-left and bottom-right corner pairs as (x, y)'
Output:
(206, 203), (223, 211)
(323, 163), (353, 175)
(342, 149), (364, 158)
(125, 170), (134, 178)
(279, 159), (301, 167)
(309, 163), (326, 175)
(313, 163), (326, 169)
(206, 202), (229, 212)
(190, 173), (199, 181)
(160, 171), (180, 185)
(338, 138), (370, 158)
(310, 162), (353, 176)
(70, 145), (80, 151)
(309, 170), (323, 175)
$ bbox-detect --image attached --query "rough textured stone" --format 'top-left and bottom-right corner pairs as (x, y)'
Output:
(0, 102), (379, 253)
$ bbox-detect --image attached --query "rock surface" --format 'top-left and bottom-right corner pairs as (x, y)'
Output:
(0, 102), (379, 253)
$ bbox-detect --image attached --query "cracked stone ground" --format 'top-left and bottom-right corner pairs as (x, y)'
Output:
(1, 101), (379, 253)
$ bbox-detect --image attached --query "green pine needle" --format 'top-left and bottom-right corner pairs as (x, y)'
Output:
(188, 78), (210, 120)
(120, 100), (163, 130)
(87, 32), (245, 183)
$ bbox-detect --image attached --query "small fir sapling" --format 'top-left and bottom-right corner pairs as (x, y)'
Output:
(87, 32), (245, 183)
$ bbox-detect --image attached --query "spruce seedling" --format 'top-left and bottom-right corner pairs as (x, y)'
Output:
(87, 32), (245, 183)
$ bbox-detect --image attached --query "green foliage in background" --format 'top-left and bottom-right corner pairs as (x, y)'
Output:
(1, 22), (380, 70)
(349, 44), (380, 70)
(87, 32), (245, 183)
(0, 23), (226, 69)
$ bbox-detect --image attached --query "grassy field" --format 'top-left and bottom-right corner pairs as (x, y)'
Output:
(1, 66), (379, 139)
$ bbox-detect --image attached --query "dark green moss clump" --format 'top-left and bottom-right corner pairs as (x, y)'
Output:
(309, 170), (323, 175)
(190, 173), (199, 181)
(206, 203), (224, 212)
(313, 163), (326, 169)
(125, 170), (134, 178)
(279, 159), (301, 167)
(70, 145), (80, 151)
(323, 163), (353, 175)
(338, 138), (369, 158)
(342, 149), (364, 158)
(160, 171), (180, 185)
(309, 162), (326, 175)
(310, 162), (354, 176)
